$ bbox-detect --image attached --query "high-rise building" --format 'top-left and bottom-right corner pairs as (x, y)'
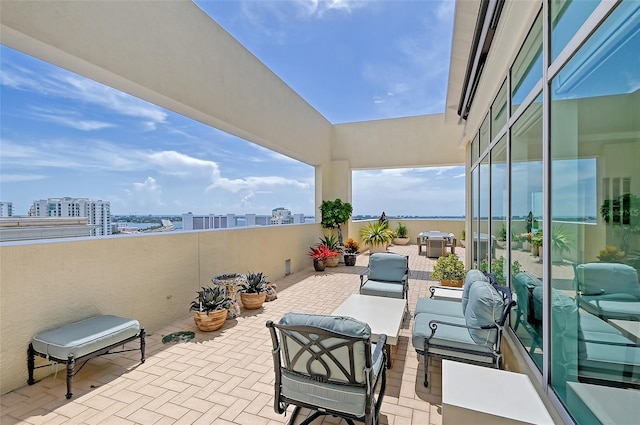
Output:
(270, 207), (293, 225)
(29, 197), (111, 236)
(0, 202), (13, 217)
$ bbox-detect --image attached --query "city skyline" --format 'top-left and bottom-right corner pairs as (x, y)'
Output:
(0, 1), (465, 217)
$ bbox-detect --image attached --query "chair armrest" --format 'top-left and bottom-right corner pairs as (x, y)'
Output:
(428, 286), (464, 298)
(426, 319), (499, 340)
(359, 268), (370, 286)
(372, 334), (387, 364)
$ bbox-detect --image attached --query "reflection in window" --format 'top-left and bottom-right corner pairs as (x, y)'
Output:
(551, 0), (601, 61)
(479, 114), (490, 157)
(491, 80), (507, 140)
(477, 157), (491, 266)
(511, 99), (543, 370)
(511, 11), (542, 113)
(490, 136), (509, 285)
(551, 2), (640, 421)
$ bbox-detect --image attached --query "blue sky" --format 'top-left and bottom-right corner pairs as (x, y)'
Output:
(0, 0), (464, 217)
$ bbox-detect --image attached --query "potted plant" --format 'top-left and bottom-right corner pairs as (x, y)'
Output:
(497, 225), (507, 248)
(239, 272), (267, 309)
(481, 256), (523, 285)
(431, 253), (466, 287)
(359, 221), (393, 253)
(320, 199), (353, 246)
(343, 238), (360, 266)
(393, 222), (410, 245)
(318, 235), (342, 267)
(308, 244), (338, 272)
(190, 285), (230, 331)
(551, 225), (572, 263)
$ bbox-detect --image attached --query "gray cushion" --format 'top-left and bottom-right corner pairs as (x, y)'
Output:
(464, 281), (504, 347)
(412, 312), (494, 363)
(368, 253), (407, 282)
(462, 269), (489, 314)
(360, 281), (404, 298)
(32, 315), (140, 360)
(415, 297), (463, 318)
(579, 297), (640, 321)
(514, 272), (542, 290)
(575, 263), (640, 297)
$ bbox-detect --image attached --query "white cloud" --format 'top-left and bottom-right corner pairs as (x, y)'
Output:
(0, 173), (47, 183)
(0, 59), (168, 127)
(30, 108), (115, 131)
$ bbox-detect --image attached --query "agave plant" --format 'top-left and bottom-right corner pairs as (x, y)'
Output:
(318, 234), (343, 253)
(240, 272), (267, 294)
(359, 221), (393, 247)
(190, 286), (229, 313)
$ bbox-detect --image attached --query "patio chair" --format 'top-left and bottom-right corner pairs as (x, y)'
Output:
(360, 252), (409, 300)
(426, 236), (446, 258)
(266, 312), (387, 425)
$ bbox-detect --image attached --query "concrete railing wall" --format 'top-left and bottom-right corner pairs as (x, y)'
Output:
(0, 223), (322, 394)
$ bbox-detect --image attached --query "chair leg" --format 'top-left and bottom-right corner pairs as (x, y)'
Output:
(423, 352), (429, 387)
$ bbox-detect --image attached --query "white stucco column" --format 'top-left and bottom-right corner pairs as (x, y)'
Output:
(315, 160), (352, 235)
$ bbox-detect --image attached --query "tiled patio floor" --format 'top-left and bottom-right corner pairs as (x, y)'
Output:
(1, 245), (458, 425)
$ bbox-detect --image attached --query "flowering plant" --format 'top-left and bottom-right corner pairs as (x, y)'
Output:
(521, 232), (533, 242)
(308, 244), (339, 261)
(597, 246), (626, 262)
(344, 238), (360, 254)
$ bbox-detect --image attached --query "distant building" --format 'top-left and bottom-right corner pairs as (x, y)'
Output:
(271, 207), (293, 225)
(0, 202), (13, 217)
(29, 197), (111, 236)
(182, 210), (304, 230)
(0, 217), (99, 242)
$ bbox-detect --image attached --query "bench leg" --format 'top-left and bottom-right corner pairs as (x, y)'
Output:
(140, 329), (146, 363)
(66, 355), (75, 399)
(27, 344), (35, 385)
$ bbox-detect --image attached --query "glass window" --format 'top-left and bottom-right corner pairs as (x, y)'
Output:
(472, 167), (479, 266)
(491, 136), (508, 284)
(472, 133), (479, 164)
(510, 97), (543, 370)
(550, 2), (640, 420)
(477, 156), (490, 267)
(491, 80), (508, 141)
(511, 12), (542, 114)
(479, 114), (490, 157)
(551, 0), (601, 61)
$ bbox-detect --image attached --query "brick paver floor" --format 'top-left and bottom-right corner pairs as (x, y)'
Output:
(1, 244), (457, 425)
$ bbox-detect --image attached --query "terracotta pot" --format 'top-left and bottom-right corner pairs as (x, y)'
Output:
(241, 292), (266, 309)
(441, 279), (463, 288)
(193, 309), (227, 332)
(368, 243), (388, 254)
(325, 255), (340, 267)
(313, 259), (325, 271)
(344, 254), (357, 266)
(393, 237), (410, 246)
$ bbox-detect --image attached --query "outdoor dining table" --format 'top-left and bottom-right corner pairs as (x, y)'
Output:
(417, 231), (456, 255)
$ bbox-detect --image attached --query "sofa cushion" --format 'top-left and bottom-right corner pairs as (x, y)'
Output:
(368, 253), (407, 282)
(464, 281), (504, 347)
(575, 263), (640, 297)
(514, 272), (542, 290)
(462, 269), (489, 314)
(412, 312), (494, 363)
(579, 296), (640, 321)
(360, 281), (404, 299)
(415, 297), (463, 318)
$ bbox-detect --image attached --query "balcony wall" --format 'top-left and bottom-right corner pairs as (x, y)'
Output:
(0, 223), (322, 394)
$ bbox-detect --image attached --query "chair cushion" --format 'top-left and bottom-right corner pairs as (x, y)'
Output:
(415, 297), (463, 318)
(278, 313), (371, 384)
(31, 315), (140, 360)
(575, 263), (640, 297)
(579, 297), (640, 320)
(368, 253), (407, 282)
(514, 272), (542, 290)
(464, 281), (504, 347)
(462, 270), (489, 314)
(360, 281), (404, 298)
(282, 370), (367, 417)
(412, 312), (494, 363)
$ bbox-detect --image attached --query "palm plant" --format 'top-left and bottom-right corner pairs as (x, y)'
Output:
(359, 221), (393, 247)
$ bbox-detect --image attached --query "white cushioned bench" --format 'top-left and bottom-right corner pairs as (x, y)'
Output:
(28, 315), (145, 399)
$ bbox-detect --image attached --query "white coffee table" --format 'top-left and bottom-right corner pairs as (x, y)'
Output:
(333, 294), (407, 368)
